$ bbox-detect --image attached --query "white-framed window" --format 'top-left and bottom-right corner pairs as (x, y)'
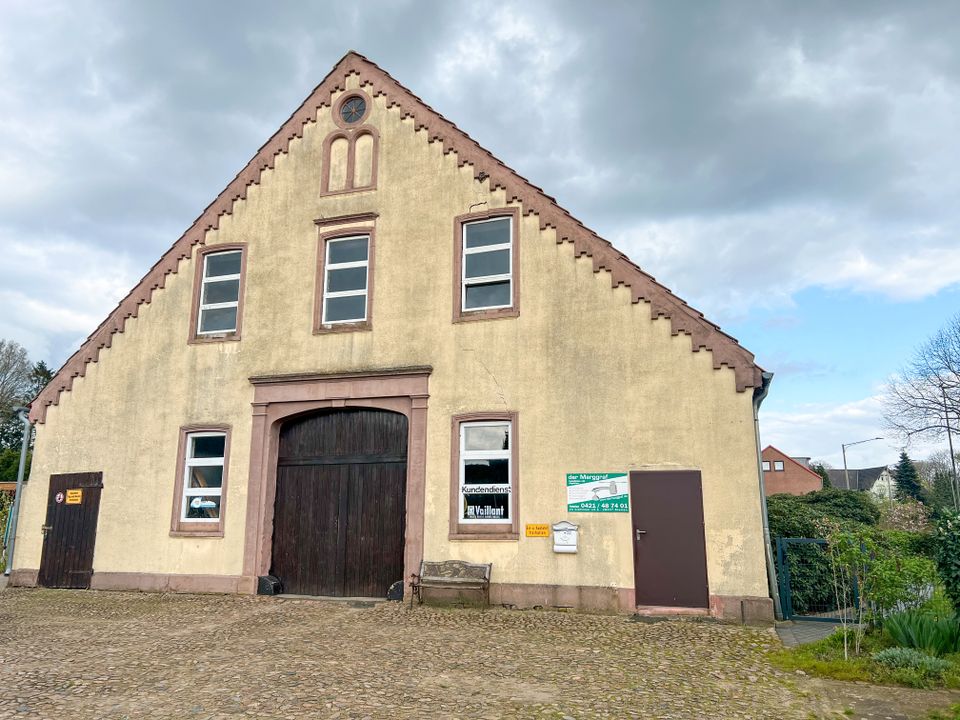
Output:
(459, 420), (511, 523)
(762, 461), (771, 471)
(461, 216), (512, 312)
(197, 250), (242, 334)
(322, 235), (369, 323)
(774, 461), (785, 472)
(181, 432), (226, 522)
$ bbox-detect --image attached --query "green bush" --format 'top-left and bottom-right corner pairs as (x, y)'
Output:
(801, 487), (881, 526)
(936, 511), (960, 612)
(873, 647), (952, 675)
(879, 529), (938, 559)
(885, 610), (960, 656)
(0, 448), (29, 484)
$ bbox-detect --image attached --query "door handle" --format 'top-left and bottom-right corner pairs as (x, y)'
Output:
(635, 529), (647, 541)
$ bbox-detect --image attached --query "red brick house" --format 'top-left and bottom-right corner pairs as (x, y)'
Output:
(761, 446), (822, 496)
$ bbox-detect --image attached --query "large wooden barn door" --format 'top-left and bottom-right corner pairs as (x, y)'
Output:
(629, 470), (709, 608)
(38, 472), (103, 589)
(271, 409), (407, 598)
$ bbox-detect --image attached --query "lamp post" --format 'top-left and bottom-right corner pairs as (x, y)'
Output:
(841, 437), (883, 491)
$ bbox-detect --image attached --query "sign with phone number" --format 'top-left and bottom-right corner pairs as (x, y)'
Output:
(566, 472), (630, 512)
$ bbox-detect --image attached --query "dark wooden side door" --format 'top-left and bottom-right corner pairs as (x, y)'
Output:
(38, 472), (104, 589)
(629, 470), (709, 608)
(271, 409), (407, 598)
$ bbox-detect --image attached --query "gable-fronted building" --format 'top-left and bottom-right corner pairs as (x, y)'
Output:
(11, 53), (774, 621)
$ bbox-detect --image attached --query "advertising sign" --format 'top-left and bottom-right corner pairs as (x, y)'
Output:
(566, 472), (629, 512)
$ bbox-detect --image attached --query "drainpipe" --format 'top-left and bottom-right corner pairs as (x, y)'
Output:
(752, 372), (782, 620)
(4, 407), (32, 576)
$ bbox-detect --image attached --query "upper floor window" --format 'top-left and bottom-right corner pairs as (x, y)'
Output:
(774, 461), (785, 472)
(321, 90), (378, 196)
(453, 208), (520, 323)
(762, 461), (771, 472)
(190, 245), (246, 343)
(322, 235), (369, 325)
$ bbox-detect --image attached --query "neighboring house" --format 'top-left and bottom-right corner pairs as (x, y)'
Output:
(11, 53), (773, 622)
(825, 466), (894, 497)
(761, 446), (822, 496)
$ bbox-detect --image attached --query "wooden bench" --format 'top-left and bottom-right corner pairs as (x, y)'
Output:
(409, 560), (491, 608)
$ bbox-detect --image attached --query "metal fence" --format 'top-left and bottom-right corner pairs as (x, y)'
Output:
(775, 537), (859, 622)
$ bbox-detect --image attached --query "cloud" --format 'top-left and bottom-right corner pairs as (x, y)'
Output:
(761, 392), (943, 468)
(0, 1), (958, 367)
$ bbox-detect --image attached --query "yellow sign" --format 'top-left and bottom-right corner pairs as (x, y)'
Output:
(525, 523), (549, 537)
(65, 489), (82, 505)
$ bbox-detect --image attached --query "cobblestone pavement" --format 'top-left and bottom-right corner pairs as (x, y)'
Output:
(0, 589), (956, 719)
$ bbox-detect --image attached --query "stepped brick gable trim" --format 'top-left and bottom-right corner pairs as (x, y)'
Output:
(30, 51), (761, 423)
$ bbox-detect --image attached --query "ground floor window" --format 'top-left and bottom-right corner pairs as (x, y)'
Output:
(170, 425), (230, 537)
(450, 412), (519, 540)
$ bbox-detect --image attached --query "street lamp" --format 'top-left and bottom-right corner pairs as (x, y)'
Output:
(842, 437), (883, 491)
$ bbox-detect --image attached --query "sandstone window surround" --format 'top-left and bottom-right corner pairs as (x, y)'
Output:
(449, 411), (520, 541)
(320, 89), (379, 196)
(170, 425), (232, 538)
(313, 226), (376, 334)
(452, 207), (520, 323)
(188, 244), (247, 344)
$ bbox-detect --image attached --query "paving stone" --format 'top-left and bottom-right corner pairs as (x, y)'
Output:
(0, 589), (954, 719)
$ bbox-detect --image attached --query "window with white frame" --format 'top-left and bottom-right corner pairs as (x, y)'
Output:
(322, 235), (369, 323)
(459, 420), (511, 523)
(461, 217), (512, 311)
(197, 250), (242, 334)
(181, 432), (226, 521)
(774, 461), (785, 472)
(762, 461), (771, 471)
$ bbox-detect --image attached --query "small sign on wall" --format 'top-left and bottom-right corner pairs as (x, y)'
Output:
(566, 473), (630, 512)
(65, 489), (83, 505)
(525, 523), (549, 537)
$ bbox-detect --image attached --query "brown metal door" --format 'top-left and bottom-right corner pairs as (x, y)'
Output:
(271, 409), (407, 598)
(630, 470), (709, 608)
(38, 472), (103, 589)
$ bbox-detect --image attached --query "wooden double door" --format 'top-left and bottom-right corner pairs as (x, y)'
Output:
(270, 409), (407, 598)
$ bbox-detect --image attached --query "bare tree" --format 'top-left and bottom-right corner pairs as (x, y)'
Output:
(884, 313), (960, 442)
(0, 339), (31, 415)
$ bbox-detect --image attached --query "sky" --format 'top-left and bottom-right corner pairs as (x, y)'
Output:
(0, 1), (958, 468)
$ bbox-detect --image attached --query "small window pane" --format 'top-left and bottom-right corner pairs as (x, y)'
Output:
(774, 461), (785, 471)
(464, 281), (510, 310)
(462, 493), (509, 521)
(202, 279), (239, 305)
(465, 218), (510, 249)
(464, 425), (509, 452)
(205, 251), (241, 277)
(465, 249), (510, 279)
(185, 495), (221, 520)
(324, 294), (366, 323)
(326, 266), (367, 293)
(464, 458), (509, 485)
(328, 238), (368, 264)
(199, 306), (237, 333)
(188, 465), (223, 489)
(762, 461), (771, 471)
(191, 435), (225, 459)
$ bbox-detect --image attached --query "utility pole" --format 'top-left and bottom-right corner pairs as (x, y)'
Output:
(943, 385), (959, 512)
(841, 437), (883, 491)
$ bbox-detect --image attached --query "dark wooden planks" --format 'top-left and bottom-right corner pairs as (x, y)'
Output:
(38, 472), (103, 589)
(629, 470), (709, 608)
(270, 409), (407, 598)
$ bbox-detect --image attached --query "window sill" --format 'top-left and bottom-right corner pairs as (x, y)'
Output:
(169, 528), (224, 538)
(189, 333), (241, 345)
(449, 532), (519, 542)
(314, 321), (373, 335)
(453, 307), (519, 324)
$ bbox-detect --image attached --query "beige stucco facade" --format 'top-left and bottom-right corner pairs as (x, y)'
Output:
(13, 59), (771, 619)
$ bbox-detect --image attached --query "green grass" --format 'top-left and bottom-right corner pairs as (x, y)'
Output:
(928, 703), (960, 720)
(770, 627), (960, 689)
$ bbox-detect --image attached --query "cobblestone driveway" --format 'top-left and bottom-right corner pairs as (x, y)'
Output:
(0, 589), (955, 719)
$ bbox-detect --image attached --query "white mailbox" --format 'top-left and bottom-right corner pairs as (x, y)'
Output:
(552, 520), (579, 554)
